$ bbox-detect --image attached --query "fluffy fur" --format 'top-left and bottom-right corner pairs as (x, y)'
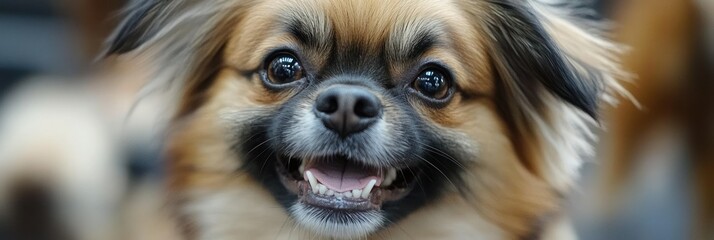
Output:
(105, 0), (626, 239)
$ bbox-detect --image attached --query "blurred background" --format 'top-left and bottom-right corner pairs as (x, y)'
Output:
(0, 1), (176, 239)
(0, 0), (711, 239)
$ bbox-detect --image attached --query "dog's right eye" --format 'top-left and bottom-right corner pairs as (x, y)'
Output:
(412, 68), (451, 100)
(267, 54), (304, 84)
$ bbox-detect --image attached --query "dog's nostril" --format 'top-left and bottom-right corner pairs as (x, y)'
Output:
(354, 97), (379, 118)
(313, 86), (382, 137)
(316, 95), (339, 114)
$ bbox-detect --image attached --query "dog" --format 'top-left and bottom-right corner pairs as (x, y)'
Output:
(104, 0), (626, 239)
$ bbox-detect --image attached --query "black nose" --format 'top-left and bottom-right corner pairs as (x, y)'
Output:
(314, 86), (382, 137)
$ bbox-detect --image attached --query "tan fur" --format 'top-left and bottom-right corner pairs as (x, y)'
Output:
(112, 0), (625, 239)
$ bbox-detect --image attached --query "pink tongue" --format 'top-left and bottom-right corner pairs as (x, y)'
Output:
(307, 160), (382, 192)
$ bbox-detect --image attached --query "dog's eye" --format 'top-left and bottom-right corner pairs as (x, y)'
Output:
(267, 54), (304, 84)
(412, 69), (450, 99)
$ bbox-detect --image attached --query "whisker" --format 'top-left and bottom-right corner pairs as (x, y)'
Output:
(245, 135), (278, 156)
(415, 154), (459, 191)
(237, 135), (280, 175)
(414, 140), (478, 183)
(416, 141), (468, 171)
(395, 158), (427, 197)
(259, 150), (277, 174)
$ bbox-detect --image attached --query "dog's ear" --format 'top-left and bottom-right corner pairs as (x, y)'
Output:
(476, 0), (628, 190)
(486, 1), (602, 118)
(104, 0), (171, 55)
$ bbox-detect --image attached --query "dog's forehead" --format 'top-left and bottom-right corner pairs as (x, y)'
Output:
(280, 0), (459, 77)
(288, 0), (454, 53)
(227, 0), (491, 92)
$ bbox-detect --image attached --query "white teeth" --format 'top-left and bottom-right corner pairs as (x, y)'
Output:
(352, 189), (362, 198)
(305, 170), (380, 199)
(382, 178), (393, 187)
(318, 184), (327, 195)
(305, 171), (318, 194)
(298, 163), (305, 175)
(362, 179), (377, 199)
(383, 168), (397, 187)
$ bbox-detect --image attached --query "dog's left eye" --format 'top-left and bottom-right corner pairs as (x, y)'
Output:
(412, 69), (451, 99)
(267, 54), (304, 84)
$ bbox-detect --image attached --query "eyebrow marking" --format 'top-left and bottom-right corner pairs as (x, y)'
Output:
(287, 20), (315, 46)
(388, 21), (444, 61)
(285, 14), (332, 50)
(408, 33), (438, 59)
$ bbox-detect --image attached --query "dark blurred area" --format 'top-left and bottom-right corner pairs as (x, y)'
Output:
(0, 0), (711, 239)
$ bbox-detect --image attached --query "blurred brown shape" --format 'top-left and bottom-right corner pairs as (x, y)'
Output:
(7, 181), (71, 240)
(56, 0), (125, 60)
(601, 0), (714, 238)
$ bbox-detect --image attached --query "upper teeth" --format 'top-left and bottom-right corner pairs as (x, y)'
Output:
(362, 179), (376, 198)
(299, 162), (305, 175)
(305, 171), (318, 194)
(299, 159), (397, 187)
(382, 168), (397, 187)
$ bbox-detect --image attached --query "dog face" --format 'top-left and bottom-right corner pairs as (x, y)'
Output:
(107, 0), (623, 238)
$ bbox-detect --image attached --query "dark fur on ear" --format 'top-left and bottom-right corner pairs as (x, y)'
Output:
(104, 0), (168, 56)
(486, 0), (602, 118)
(102, 0), (251, 118)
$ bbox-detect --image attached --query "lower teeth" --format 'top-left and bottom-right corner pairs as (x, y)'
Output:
(304, 171), (375, 199)
(303, 169), (381, 199)
(310, 182), (368, 199)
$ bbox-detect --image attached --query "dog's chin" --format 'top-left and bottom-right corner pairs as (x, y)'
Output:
(288, 203), (384, 239)
(274, 155), (418, 239)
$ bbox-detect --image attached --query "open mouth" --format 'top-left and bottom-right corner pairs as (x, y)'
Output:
(276, 155), (416, 211)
